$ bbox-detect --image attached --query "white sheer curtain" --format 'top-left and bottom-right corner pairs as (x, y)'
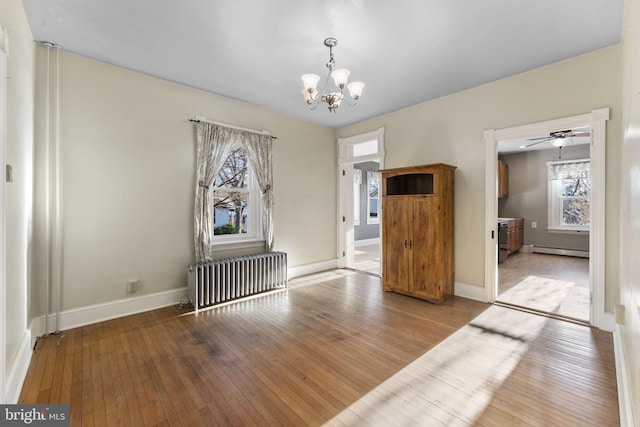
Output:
(241, 132), (275, 251)
(194, 122), (239, 262)
(354, 168), (362, 185)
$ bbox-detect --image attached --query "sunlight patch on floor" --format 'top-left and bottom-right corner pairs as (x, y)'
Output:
(498, 275), (589, 321)
(288, 269), (359, 289)
(323, 305), (548, 426)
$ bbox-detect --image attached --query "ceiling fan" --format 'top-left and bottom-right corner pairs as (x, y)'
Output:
(523, 129), (590, 148)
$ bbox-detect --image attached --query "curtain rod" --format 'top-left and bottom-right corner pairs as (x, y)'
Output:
(189, 116), (277, 139)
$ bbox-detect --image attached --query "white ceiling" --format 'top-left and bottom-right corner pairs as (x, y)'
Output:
(21, 0), (624, 128)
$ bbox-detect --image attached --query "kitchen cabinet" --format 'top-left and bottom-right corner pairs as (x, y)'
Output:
(498, 160), (509, 198)
(381, 163), (456, 304)
(506, 218), (524, 255)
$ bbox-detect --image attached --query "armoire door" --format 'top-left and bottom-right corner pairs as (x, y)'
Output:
(410, 198), (440, 301)
(382, 197), (411, 292)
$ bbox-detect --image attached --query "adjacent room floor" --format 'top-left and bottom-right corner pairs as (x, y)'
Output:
(497, 252), (590, 322)
(352, 243), (381, 276)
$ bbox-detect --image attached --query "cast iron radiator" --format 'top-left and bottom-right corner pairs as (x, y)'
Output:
(187, 252), (287, 312)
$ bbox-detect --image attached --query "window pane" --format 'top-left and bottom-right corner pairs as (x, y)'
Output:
(561, 178), (590, 197)
(214, 147), (248, 188)
(369, 198), (378, 218)
(562, 198), (590, 226)
(353, 139), (377, 157)
(213, 190), (248, 235)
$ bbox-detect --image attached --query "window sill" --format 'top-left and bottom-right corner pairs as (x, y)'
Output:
(212, 238), (265, 252)
(547, 228), (590, 235)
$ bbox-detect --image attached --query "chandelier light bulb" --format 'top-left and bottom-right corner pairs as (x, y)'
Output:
(347, 81), (365, 100)
(331, 69), (350, 89)
(301, 74), (320, 92)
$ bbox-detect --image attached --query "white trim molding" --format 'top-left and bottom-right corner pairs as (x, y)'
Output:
(484, 108), (610, 330)
(30, 288), (188, 344)
(5, 331), (31, 404)
(0, 26), (8, 405)
(455, 282), (488, 302)
(288, 259), (339, 279)
(614, 326), (635, 427)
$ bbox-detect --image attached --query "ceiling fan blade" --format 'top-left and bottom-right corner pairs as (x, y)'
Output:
(524, 139), (547, 147)
(526, 136), (553, 141)
(568, 132), (590, 137)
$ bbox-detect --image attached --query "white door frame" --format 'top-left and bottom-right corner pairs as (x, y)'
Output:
(0, 24), (8, 404)
(484, 108), (609, 328)
(337, 128), (385, 268)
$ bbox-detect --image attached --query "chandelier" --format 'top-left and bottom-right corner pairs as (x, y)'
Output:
(300, 38), (365, 112)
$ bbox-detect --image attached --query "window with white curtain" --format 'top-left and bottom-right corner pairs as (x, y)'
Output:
(211, 143), (262, 240)
(547, 159), (590, 232)
(353, 168), (362, 226)
(367, 171), (380, 224)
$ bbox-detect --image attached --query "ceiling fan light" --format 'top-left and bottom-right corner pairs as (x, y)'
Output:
(347, 81), (365, 99)
(551, 137), (564, 147)
(301, 74), (320, 91)
(331, 68), (350, 89)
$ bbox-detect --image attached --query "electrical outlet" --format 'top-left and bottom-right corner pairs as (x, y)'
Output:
(531, 222), (537, 228)
(127, 279), (139, 293)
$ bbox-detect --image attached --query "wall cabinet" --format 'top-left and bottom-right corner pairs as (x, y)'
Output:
(381, 163), (456, 304)
(498, 160), (509, 198)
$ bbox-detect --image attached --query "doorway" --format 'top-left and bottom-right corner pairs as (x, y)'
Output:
(350, 161), (381, 275)
(484, 109), (609, 329)
(495, 138), (591, 322)
(337, 128), (385, 276)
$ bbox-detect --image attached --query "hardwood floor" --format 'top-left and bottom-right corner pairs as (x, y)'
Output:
(498, 252), (590, 322)
(19, 270), (618, 426)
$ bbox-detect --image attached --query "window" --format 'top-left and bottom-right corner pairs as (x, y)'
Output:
(367, 171), (380, 224)
(352, 139), (378, 157)
(211, 144), (262, 240)
(547, 159), (590, 232)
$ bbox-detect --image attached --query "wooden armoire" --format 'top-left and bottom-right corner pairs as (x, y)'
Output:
(381, 163), (456, 304)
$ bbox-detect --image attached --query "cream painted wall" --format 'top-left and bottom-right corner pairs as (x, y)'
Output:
(0, 0), (34, 401)
(337, 46), (622, 312)
(31, 51), (336, 313)
(620, 0), (640, 421)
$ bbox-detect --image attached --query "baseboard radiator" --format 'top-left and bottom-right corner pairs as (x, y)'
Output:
(188, 252), (287, 312)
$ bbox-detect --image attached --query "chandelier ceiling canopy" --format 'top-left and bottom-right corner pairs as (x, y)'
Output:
(300, 38), (365, 113)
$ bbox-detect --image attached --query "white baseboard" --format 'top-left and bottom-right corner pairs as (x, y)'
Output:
(597, 312), (616, 332)
(288, 259), (339, 279)
(523, 245), (589, 258)
(613, 325), (636, 427)
(30, 287), (188, 341)
(454, 282), (487, 302)
(5, 330), (32, 404)
(355, 238), (380, 247)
